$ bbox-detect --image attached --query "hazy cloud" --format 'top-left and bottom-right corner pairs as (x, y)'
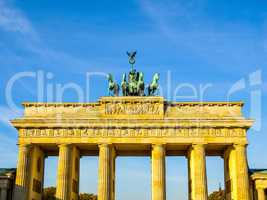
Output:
(139, 0), (267, 73)
(0, 0), (38, 39)
(0, 0), (93, 73)
(0, 105), (23, 128)
(0, 131), (17, 166)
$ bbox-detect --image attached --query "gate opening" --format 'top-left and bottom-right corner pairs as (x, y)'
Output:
(79, 156), (98, 196)
(166, 156), (188, 200)
(116, 157), (151, 200)
(206, 156), (225, 196)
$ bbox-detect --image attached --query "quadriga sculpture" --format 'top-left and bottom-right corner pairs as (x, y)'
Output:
(107, 73), (120, 96)
(107, 51), (159, 96)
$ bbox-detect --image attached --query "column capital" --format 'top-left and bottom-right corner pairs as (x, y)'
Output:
(192, 142), (207, 146)
(224, 145), (236, 158)
(98, 143), (113, 148)
(17, 143), (32, 148)
(190, 143), (207, 151)
(57, 143), (72, 148)
(233, 143), (248, 149)
(152, 143), (166, 149)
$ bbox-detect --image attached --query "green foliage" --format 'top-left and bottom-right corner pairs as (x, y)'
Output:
(208, 189), (225, 200)
(42, 187), (56, 200)
(42, 187), (97, 200)
(79, 193), (97, 200)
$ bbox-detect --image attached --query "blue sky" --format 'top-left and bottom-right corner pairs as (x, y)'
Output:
(0, 0), (267, 199)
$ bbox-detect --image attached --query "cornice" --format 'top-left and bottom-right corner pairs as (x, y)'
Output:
(11, 118), (254, 129)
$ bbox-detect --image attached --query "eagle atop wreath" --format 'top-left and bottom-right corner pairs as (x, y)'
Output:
(107, 51), (160, 96)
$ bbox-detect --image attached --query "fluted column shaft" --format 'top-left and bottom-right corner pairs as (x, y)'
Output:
(28, 145), (45, 200)
(110, 148), (116, 200)
(223, 149), (231, 200)
(257, 188), (265, 200)
(151, 144), (166, 200)
(70, 146), (80, 200)
(98, 144), (115, 200)
(234, 144), (250, 200)
(56, 144), (72, 200)
(224, 144), (250, 200)
(188, 144), (208, 200)
(14, 144), (32, 200)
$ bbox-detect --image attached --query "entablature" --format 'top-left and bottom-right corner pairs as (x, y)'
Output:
(12, 118), (253, 129)
(12, 97), (253, 144)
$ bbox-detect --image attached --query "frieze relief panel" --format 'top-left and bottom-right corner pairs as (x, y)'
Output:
(104, 102), (162, 115)
(19, 128), (246, 138)
(100, 96), (164, 118)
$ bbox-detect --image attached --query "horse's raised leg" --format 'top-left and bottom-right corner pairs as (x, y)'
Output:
(115, 85), (119, 96)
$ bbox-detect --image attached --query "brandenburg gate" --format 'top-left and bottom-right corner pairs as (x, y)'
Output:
(10, 53), (255, 200)
(11, 96), (253, 200)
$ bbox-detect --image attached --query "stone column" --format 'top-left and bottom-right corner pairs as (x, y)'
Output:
(110, 147), (116, 200)
(56, 144), (72, 200)
(225, 144), (250, 200)
(98, 144), (116, 200)
(70, 146), (80, 200)
(257, 188), (265, 200)
(235, 144), (250, 200)
(188, 144), (208, 200)
(0, 188), (7, 200)
(28, 145), (45, 200)
(151, 144), (166, 200)
(223, 149), (231, 200)
(14, 144), (32, 200)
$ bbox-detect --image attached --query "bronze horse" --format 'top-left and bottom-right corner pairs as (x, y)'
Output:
(107, 73), (120, 96)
